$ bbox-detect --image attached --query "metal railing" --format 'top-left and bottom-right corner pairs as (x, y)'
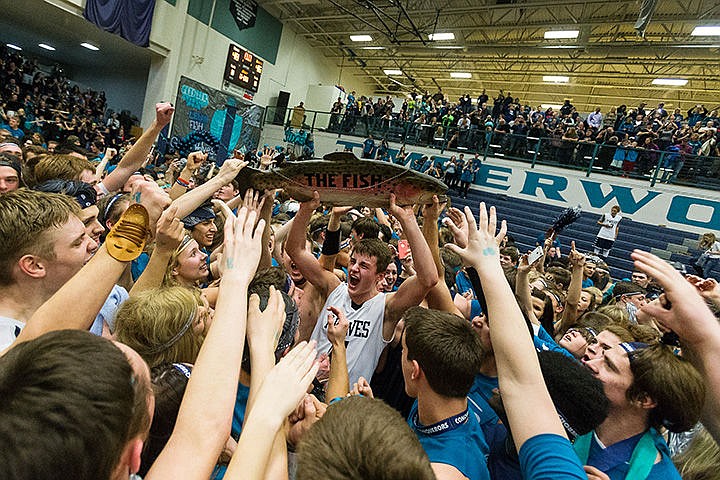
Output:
(262, 106), (720, 190)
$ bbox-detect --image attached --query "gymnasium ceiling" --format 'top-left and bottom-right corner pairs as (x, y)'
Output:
(260, 0), (720, 111)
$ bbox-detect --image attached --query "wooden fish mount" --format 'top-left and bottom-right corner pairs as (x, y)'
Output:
(236, 152), (448, 207)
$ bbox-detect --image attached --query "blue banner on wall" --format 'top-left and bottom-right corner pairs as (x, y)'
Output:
(84, 0), (156, 47)
(170, 76), (264, 162)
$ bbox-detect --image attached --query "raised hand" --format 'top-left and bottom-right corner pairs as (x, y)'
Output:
(155, 102), (175, 128)
(246, 287), (286, 352)
(186, 151), (207, 173)
(299, 190), (321, 213)
(632, 249), (716, 346)
(221, 206), (265, 284)
(259, 146), (274, 169)
(217, 158), (248, 182)
(287, 394), (327, 447)
(253, 341), (320, 422)
(446, 203), (507, 269)
(155, 204), (185, 253)
(444, 207), (469, 248)
(389, 193), (415, 224)
(131, 180), (171, 235)
(685, 275), (720, 305)
(567, 241), (585, 269)
(326, 306), (349, 347)
(421, 195), (446, 221)
(242, 188), (265, 222)
(350, 376), (374, 398)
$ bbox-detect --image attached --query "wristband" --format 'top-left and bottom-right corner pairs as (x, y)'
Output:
(322, 229), (341, 256)
(176, 177), (190, 188)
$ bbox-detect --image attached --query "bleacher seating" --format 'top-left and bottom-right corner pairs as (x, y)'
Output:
(447, 187), (701, 280)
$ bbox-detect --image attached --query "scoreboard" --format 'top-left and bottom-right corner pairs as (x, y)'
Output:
(223, 44), (263, 93)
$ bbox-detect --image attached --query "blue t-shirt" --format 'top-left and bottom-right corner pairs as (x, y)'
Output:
(582, 278), (594, 288)
(519, 434), (586, 480)
(586, 429), (680, 480)
(455, 270), (475, 296)
(469, 373), (499, 408)
(408, 401), (491, 480)
(534, 326), (575, 360)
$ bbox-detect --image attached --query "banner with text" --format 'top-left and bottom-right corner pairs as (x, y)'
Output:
(171, 76), (264, 162)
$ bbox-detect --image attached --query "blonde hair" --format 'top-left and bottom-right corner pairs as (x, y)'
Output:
(597, 304), (630, 326)
(34, 154), (95, 184)
(114, 287), (204, 368)
(162, 234), (195, 287)
(675, 429), (720, 480)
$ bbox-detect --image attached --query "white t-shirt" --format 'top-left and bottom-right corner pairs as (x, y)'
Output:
(0, 316), (24, 351)
(597, 212), (622, 240)
(311, 283), (390, 385)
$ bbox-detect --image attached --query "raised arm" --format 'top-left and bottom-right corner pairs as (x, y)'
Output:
(515, 254), (540, 325)
(167, 152), (206, 201)
(146, 206), (264, 480)
(170, 158), (247, 220)
(99, 103), (174, 195)
(224, 341), (319, 480)
(447, 203), (567, 450)
(245, 287), (291, 480)
(633, 249), (720, 443)
(285, 191), (339, 296)
(421, 196), (462, 315)
(385, 194), (439, 335)
(557, 242), (584, 335)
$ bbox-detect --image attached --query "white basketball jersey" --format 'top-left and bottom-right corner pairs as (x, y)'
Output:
(311, 283), (389, 385)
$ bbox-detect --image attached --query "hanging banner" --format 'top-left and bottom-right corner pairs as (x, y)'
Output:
(83, 0), (155, 47)
(170, 76), (264, 162)
(229, 0), (258, 31)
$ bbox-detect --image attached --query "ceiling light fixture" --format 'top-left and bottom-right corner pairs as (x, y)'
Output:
(80, 42), (100, 51)
(434, 45), (464, 49)
(383, 69), (403, 75)
(544, 30), (580, 39)
(651, 78), (688, 86)
(543, 75), (570, 83)
(38, 43), (55, 51)
(691, 26), (720, 36)
(361, 46), (385, 50)
(428, 32), (455, 41)
(6, 43), (22, 51)
(450, 72), (472, 78)
(350, 35), (373, 42)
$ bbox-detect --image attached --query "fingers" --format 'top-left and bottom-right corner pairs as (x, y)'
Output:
(496, 219), (507, 244)
(488, 205), (497, 236)
(571, 240), (576, 252)
(248, 293), (261, 316)
(213, 198), (235, 220)
(463, 205), (478, 237)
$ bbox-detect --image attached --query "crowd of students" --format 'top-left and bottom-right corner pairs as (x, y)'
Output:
(333, 90), (720, 182)
(0, 46), (136, 152)
(1, 97), (720, 480)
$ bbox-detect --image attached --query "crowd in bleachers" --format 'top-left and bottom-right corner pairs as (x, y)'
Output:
(0, 46), (137, 152)
(331, 90), (720, 183)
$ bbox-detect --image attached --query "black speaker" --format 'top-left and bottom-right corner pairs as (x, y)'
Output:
(274, 91), (290, 125)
